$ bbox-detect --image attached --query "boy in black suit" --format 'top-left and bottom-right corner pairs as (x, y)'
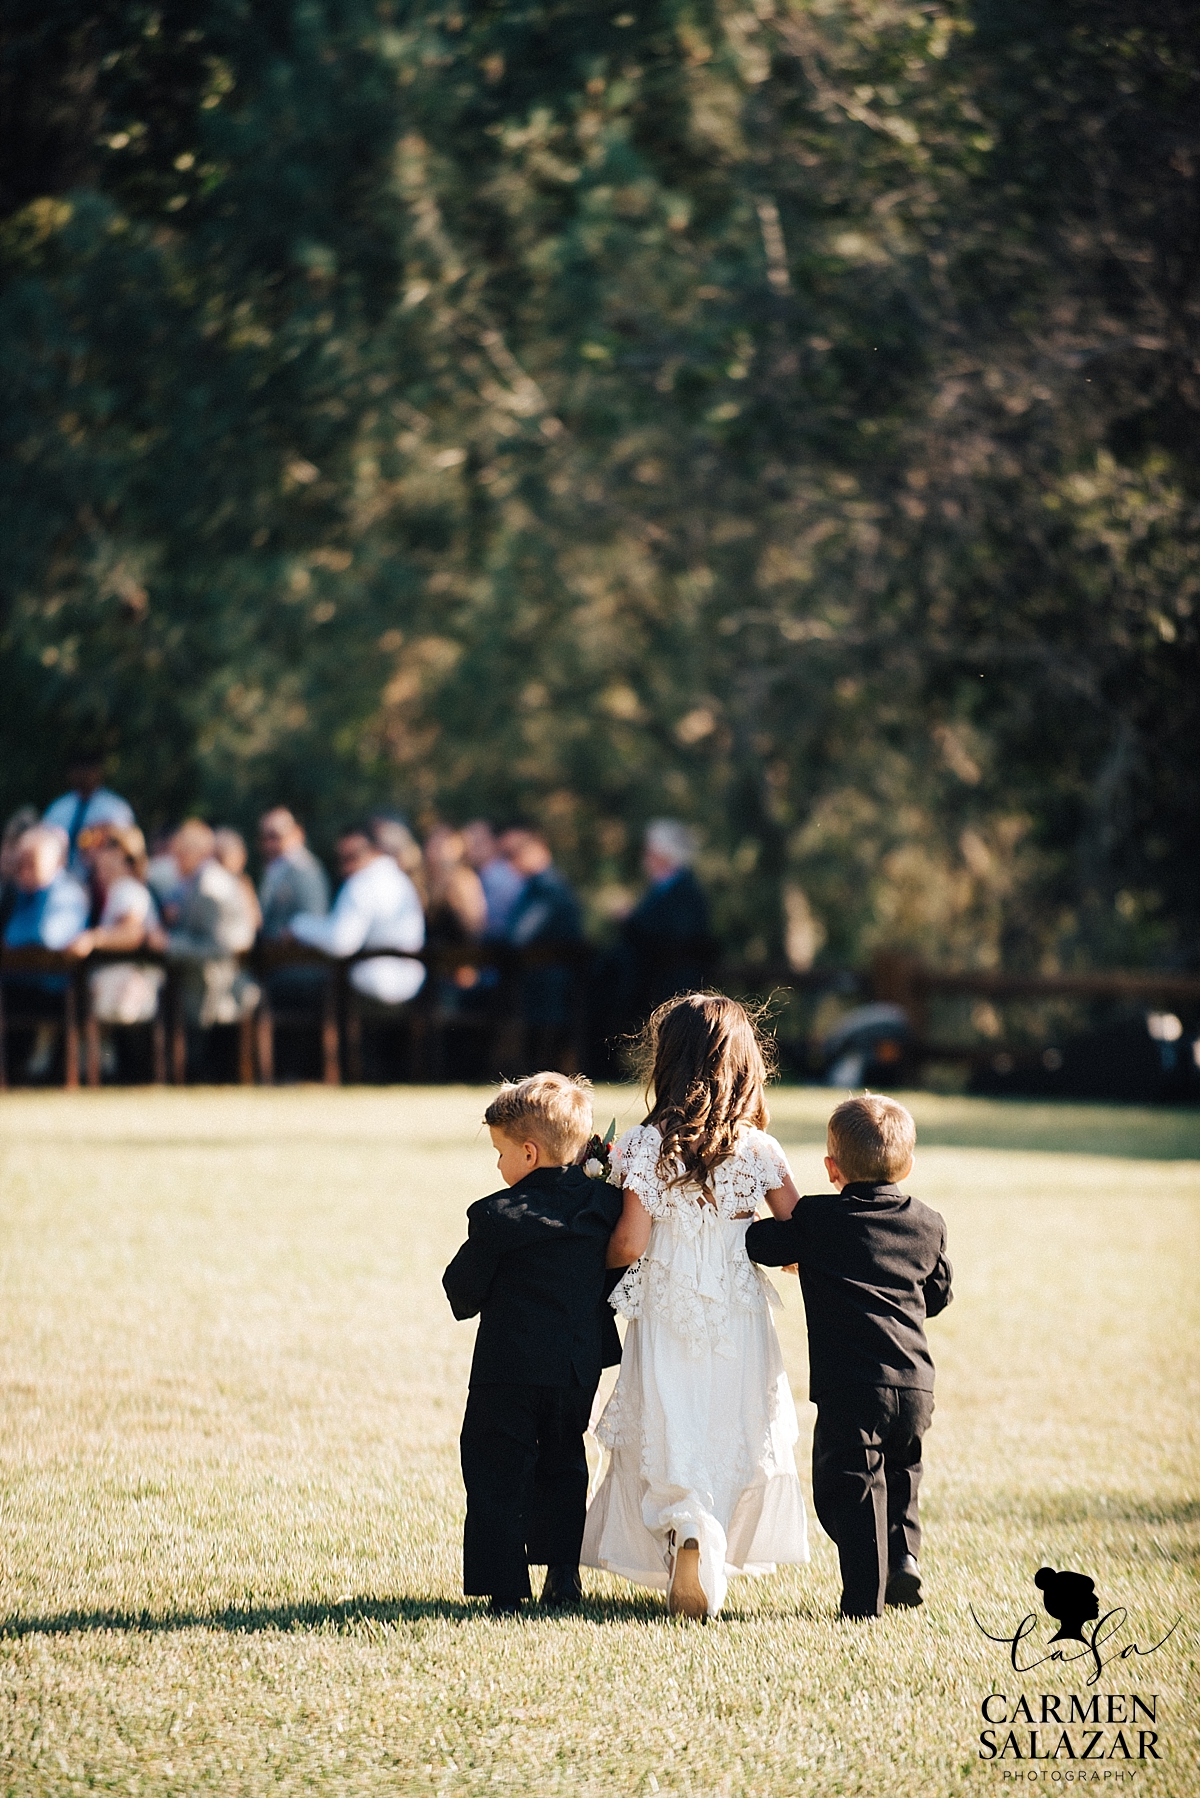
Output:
(745, 1094), (952, 1620)
(443, 1073), (623, 1615)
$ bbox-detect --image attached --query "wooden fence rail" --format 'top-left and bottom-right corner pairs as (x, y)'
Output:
(0, 940), (599, 1091)
(4, 941), (1198, 1089)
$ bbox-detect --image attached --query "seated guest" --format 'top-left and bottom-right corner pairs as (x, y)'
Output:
(2, 825), (90, 1078)
(258, 808), (330, 938)
(144, 827), (184, 910)
(425, 825), (488, 1010)
(288, 824), (425, 1005)
(42, 751), (135, 877)
(213, 828), (262, 938)
(619, 819), (713, 1018)
(67, 827), (163, 1058)
(499, 827), (583, 1066)
(425, 826), (488, 947)
(463, 820), (524, 939)
(0, 805), (40, 934)
(501, 828), (582, 946)
(69, 826), (157, 957)
(370, 812), (428, 907)
(256, 809), (332, 1042)
(3, 826), (90, 954)
(145, 820), (259, 1028)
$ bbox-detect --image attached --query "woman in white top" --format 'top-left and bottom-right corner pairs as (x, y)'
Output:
(68, 826), (163, 1027)
(581, 993), (809, 1619)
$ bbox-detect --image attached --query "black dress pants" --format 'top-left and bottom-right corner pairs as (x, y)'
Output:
(811, 1384), (933, 1617)
(460, 1381), (594, 1601)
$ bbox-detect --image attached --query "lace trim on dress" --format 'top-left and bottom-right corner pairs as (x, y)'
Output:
(610, 1122), (789, 1221)
(608, 1124), (788, 1356)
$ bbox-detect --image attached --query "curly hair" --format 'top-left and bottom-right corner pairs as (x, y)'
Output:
(635, 992), (775, 1192)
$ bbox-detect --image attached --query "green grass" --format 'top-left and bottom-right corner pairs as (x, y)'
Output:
(0, 1085), (1196, 1797)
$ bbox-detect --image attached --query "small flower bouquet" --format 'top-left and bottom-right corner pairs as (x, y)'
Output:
(581, 1118), (617, 1181)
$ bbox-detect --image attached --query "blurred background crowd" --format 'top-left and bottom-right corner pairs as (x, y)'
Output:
(5, 755), (1199, 1103)
(0, 750), (714, 1084)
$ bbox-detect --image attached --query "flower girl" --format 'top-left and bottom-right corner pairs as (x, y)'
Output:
(581, 993), (808, 1618)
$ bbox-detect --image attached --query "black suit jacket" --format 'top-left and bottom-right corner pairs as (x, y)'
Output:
(507, 868), (583, 1027)
(507, 867), (582, 947)
(745, 1183), (952, 1399)
(624, 868), (711, 943)
(620, 869), (714, 1013)
(443, 1164), (624, 1389)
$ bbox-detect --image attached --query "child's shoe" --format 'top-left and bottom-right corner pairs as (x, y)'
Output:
(885, 1554), (923, 1608)
(667, 1534), (707, 1621)
(487, 1596), (525, 1617)
(540, 1564), (582, 1609)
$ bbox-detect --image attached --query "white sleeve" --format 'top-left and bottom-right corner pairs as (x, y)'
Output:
(41, 880), (90, 949)
(611, 1125), (670, 1218)
(101, 879), (152, 928)
(758, 1132), (793, 1189)
(291, 880), (370, 956)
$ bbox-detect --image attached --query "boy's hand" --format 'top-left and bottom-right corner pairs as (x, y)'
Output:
(782, 1263), (799, 1276)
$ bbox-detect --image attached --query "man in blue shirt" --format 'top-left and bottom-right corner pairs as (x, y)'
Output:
(2, 825), (90, 1078)
(43, 753), (135, 877)
(44, 751), (134, 877)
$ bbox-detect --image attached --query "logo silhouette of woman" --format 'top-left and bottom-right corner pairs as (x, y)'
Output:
(1034, 1566), (1100, 1642)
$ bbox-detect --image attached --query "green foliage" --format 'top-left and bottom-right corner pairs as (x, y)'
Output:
(2, 0), (1198, 969)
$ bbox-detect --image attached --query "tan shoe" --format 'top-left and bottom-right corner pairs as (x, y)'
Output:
(668, 1535), (708, 1621)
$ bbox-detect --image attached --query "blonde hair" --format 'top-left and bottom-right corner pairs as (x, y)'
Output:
(484, 1072), (594, 1164)
(827, 1094), (916, 1183)
(637, 992), (774, 1190)
(100, 824), (148, 879)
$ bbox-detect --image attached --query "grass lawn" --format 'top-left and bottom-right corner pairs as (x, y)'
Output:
(0, 1085), (1196, 1796)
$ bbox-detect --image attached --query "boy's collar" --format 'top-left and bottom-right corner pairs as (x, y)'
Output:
(838, 1180), (907, 1201)
(509, 1162), (576, 1189)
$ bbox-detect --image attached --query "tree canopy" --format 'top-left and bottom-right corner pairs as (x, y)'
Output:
(3, 0), (1198, 971)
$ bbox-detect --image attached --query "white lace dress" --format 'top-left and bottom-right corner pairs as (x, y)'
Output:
(580, 1124), (809, 1616)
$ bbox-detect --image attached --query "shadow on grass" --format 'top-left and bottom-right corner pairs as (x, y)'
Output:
(0, 1591), (688, 1638)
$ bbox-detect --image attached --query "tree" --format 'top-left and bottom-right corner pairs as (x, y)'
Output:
(3, 0), (1197, 974)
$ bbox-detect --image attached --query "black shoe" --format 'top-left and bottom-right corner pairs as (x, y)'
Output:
(488, 1596), (525, 1617)
(885, 1555), (923, 1608)
(541, 1564), (583, 1609)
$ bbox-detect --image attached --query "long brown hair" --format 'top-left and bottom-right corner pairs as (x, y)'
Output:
(637, 992), (775, 1191)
